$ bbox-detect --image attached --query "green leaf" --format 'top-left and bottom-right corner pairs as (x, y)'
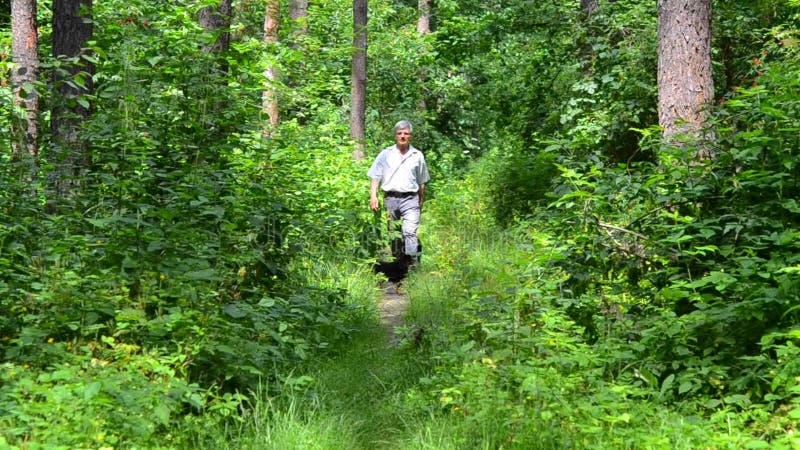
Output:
(223, 303), (247, 319)
(184, 268), (216, 280)
(258, 297), (276, 307)
(148, 56), (164, 66)
(723, 394), (750, 406)
(744, 440), (771, 449)
(86, 217), (115, 228)
(660, 374), (675, 396)
(633, 367), (657, 387)
(84, 381), (102, 400)
(154, 404), (171, 426)
(780, 199), (800, 213)
(687, 271), (737, 291)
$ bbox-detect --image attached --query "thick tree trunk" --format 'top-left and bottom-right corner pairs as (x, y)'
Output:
(262, 0), (280, 136)
(198, 0), (232, 59)
(51, 0), (93, 200)
(10, 0), (40, 160)
(657, 0), (714, 144)
(351, 0), (368, 160)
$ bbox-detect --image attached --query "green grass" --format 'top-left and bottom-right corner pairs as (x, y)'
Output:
(196, 326), (439, 450)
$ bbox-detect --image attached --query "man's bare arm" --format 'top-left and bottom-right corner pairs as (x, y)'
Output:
(370, 178), (381, 212)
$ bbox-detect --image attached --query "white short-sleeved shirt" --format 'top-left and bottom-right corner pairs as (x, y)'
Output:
(367, 145), (430, 193)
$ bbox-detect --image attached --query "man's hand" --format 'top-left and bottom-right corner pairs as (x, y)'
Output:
(370, 179), (381, 212)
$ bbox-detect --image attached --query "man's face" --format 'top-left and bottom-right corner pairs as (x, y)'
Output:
(395, 128), (412, 146)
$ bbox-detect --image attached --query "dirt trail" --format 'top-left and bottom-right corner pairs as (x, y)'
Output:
(378, 281), (409, 343)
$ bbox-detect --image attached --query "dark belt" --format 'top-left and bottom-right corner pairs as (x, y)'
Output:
(384, 191), (417, 198)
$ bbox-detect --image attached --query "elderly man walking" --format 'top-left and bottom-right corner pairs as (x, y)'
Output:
(368, 120), (430, 267)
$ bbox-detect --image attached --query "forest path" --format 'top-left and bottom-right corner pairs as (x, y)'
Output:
(378, 281), (409, 343)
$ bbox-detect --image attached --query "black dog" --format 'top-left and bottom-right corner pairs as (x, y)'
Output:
(373, 243), (422, 282)
(372, 258), (410, 282)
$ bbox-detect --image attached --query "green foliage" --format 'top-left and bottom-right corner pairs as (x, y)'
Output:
(3, 0), (800, 446)
(481, 146), (559, 226)
(401, 178), (755, 448)
(1, 0), (384, 445)
(0, 340), (240, 449)
(518, 20), (800, 444)
(0, 33), (11, 151)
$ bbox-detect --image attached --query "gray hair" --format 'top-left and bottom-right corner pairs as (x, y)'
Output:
(394, 120), (413, 133)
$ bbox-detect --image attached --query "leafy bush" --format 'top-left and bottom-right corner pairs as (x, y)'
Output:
(481, 146), (559, 226)
(0, 340), (240, 449)
(404, 185), (754, 448)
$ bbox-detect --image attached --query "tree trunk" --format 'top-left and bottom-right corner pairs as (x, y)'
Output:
(581, 0), (598, 17)
(657, 0), (714, 145)
(51, 0), (93, 200)
(262, 0), (280, 136)
(416, 0), (431, 111)
(351, 0), (368, 160)
(198, 0), (232, 60)
(417, 0), (430, 35)
(10, 0), (40, 160)
(578, 0), (598, 74)
(289, 0), (308, 39)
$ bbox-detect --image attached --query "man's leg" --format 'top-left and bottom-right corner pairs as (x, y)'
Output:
(398, 195), (421, 261)
(384, 197), (405, 259)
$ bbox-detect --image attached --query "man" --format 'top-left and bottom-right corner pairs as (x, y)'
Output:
(368, 120), (430, 267)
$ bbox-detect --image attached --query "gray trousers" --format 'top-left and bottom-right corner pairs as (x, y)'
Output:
(384, 194), (421, 257)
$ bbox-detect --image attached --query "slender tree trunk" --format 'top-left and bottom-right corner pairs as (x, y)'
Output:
(262, 0), (280, 136)
(416, 0), (431, 112)
(10, 0), (40, 160)
(51, 0), (93, 200)
(579, 0), (598, 74)
(351, 0), (368, 160)
(417, 0), (430, 35)
(289, 0), (308, 39)
(657, 0), (714, 148)
(581, 0), (598, 16)
(198, 0), (232, 67)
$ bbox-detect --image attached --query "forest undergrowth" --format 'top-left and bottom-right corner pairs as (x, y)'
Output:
(200, 155), (799, 449)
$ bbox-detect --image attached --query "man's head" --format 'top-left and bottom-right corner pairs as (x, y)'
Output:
(394, 120), (413, 133)
(394, 120), (413, 149)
